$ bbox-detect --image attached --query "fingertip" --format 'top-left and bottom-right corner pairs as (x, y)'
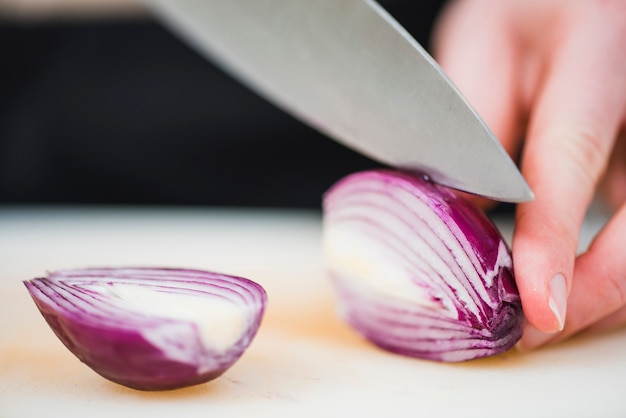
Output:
(512, 229), (572, 333)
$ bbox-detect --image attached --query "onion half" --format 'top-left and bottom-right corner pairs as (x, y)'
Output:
(322, 170), (524, 362)
(24, 267), (267, 390)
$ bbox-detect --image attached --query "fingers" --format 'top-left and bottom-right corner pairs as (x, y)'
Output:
(432, 0), (626, 344)
(513, 13), (626, 333)
(519, 202), (626, 349)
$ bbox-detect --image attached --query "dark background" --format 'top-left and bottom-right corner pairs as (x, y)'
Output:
(1, 1), (450, 208)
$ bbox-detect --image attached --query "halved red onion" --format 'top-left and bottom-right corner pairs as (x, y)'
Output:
(322, 170), (524, 362)
(24, 267), (266, 390)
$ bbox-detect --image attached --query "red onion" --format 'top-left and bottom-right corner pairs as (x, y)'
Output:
(24, 267), (267, 390)
(322, 170), (523, 362)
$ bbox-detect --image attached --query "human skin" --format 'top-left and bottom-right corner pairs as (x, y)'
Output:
(431, 0), (626, 349)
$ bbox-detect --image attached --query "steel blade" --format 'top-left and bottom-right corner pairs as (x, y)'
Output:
(146, 0), (533, 202)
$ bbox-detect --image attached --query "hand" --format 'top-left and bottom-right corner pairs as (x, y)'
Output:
(432, 0), (626, 349)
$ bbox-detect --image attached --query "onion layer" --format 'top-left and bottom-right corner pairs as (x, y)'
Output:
(322, 170), (524, 362)
(24, 267), (267, 390)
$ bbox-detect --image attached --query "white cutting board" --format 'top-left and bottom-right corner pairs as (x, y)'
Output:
(0, 206), (624, 418)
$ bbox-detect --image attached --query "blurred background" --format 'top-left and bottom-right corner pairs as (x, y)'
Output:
(0, 1), (451, 208)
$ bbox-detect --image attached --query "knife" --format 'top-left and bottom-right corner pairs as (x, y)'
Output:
(144, 0), (533, 202)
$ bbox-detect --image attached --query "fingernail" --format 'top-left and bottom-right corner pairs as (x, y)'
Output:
(548, 273), (567, 331)
(517, 324), (556, 351)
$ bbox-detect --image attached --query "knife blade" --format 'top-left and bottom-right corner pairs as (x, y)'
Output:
(145, 0), (533, 202)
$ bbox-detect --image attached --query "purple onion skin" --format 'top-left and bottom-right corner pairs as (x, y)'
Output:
(24, 267), (267, 391)
(323, 170), (524, 362)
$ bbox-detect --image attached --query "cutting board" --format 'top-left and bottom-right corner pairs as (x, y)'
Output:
(1, 206), (624, 417)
